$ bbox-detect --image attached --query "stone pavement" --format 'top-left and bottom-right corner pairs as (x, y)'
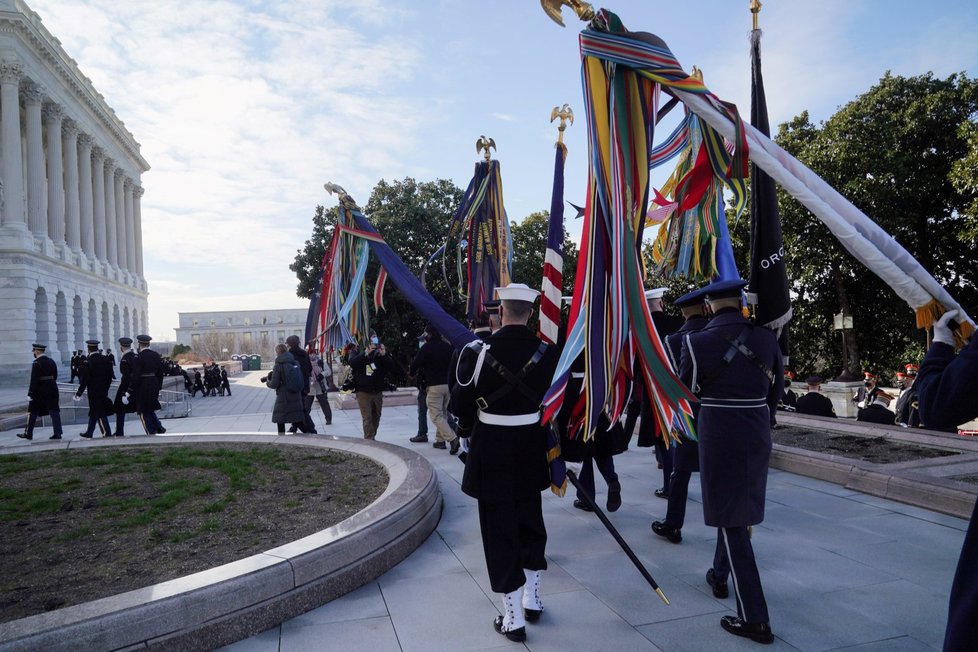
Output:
(3, 372), (969, 651)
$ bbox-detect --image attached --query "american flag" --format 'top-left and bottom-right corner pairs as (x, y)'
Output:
(538, 145), (566, 344)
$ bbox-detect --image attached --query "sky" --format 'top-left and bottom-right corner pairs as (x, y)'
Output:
(28, 0), (978, 341)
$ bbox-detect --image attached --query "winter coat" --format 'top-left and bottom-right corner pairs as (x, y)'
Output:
(266, 351), (305, 423)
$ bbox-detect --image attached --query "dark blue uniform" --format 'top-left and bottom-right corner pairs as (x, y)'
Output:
(131, 348), (165, 434)
(660, 313), (708, 530)
(25, 354), (62, 439)
(113, 350), (137, 436)
(917, 335), (978, 652)
(453, 324), (559, 594)
(76, 352), (115, 437)
(680, 307), (782, 627)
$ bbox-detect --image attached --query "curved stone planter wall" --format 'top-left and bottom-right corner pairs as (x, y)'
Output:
(0, 434), (442, 651)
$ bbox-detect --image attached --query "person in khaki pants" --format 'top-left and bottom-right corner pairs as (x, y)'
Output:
(410, 325), (459, 454)
(347, 331), (395, 439)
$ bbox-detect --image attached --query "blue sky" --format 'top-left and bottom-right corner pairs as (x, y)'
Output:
(29, 0), (978, 340)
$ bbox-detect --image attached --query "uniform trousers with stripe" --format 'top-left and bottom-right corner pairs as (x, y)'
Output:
(477, 492), (548, 594)
(139, 409), (163, 435)
(717, 526), (769, 624)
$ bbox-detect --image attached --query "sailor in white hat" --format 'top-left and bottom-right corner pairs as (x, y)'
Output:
(452, 282), (558, 643)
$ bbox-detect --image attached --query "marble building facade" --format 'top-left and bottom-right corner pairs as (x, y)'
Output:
(0, 0), (149, 383)
(175, 309), (307, 361)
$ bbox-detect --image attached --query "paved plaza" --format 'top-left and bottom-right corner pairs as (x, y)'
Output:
(2, 371), (969, 651)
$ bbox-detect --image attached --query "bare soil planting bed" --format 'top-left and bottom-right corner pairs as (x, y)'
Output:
(773, 424), (959, 464)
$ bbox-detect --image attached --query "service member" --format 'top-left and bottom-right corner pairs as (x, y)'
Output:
(651, 285), (710, 546)
(75, 339), (114, 438)
(130, 335), (166, 435)
(112, 337), (137, 437)
(679, 278), (782, 644)
(894, 364), (921, 427)
(917, 310), (978, 651)
(795, 376), (837, 417)
(452, 283), (559, 643)
(17, 343), (63, 441)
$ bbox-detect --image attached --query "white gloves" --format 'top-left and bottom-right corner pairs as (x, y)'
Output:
(121, 393), (129, 405)
(933, 310), (959, 346)
(73, 395), (81, 402)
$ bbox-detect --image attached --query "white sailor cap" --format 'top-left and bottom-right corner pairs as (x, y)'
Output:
(495, 282), (540, 303)
(644, 287), (668, 300)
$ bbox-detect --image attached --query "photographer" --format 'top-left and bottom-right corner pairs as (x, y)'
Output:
(262, 343), (308, 435)
(347, 330), (395, 440)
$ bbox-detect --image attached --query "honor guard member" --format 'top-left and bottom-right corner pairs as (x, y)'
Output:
(112, 337), (137, 437)
(75, 339), (115, 438)
(779, 369), (798, 411)
(652, 285), (710, 547)
(635, 287), (684, 497)
(69, 350), (81, 384)
(130, 335), (166, 434)
(894, 364), (921, 427)
(17, 344), (63, 441)
(679, 278), (782, 644)
(795, 376), (837, 417)
(452, 283), (559, 643)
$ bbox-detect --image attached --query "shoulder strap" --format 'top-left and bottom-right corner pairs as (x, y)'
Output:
(698, 326), (775, 390)
(477, 341), (549, 410)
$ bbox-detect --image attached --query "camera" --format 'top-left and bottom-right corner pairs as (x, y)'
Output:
(260, 376), (268, 383)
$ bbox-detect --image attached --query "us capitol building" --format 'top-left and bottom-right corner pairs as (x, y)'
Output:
(0, 0), (149, 384)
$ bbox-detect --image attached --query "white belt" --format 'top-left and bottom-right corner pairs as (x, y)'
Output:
(478, 411), (540, 426)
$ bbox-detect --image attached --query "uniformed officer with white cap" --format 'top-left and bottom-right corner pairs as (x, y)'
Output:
(452, 282), (560, 644)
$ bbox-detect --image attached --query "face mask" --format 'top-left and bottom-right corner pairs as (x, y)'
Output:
(370, 336), (379, 345)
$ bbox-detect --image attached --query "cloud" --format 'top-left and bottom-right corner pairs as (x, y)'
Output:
(491, 113), (518, 122)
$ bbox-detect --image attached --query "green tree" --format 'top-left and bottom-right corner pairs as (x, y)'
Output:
(290, 204), (340, 300)
(171, 343), (191, 357)
(776, 72), (978, 379)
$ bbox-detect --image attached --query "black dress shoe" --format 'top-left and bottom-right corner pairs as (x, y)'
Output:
(524, 607), (543, 623)
(654, 487), (669, 499)
(449, 438), (460, 455)
(409, 434), (428, 443)
(79, 432), (93, 439)
(287, 426), (298, 434)
(49, 434), (62, 440)
(651, 521), (682, 543)
(720, 615), (774, 644)
(706, 568), (729, 599)
(573, 499), (594, 512)
(16, 433), (32, 440)
(606, 480), (622, 512)
(493, 616), (526, 642)
(157, 426), (167, 434)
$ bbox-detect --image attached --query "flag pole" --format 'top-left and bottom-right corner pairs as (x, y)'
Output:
(566, 470), (670, 605)
(751, 0), (762, 30)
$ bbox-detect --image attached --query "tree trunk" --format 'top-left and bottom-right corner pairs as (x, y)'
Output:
(832, 264), (861, 377)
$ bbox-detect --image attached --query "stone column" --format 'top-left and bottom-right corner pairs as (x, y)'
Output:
(114, 170), (126, 271)
(91, 147), (107, 261)
(124, 179), (135, 274)
(134, 185), (144, 276)
(44, 103), (65, 245)
(103, 157), (117, 267)
(0, 61), (25, 228)
(62, 119), (81, 252)
(77, 134), (95, 257)
(23, 82), (47, 237)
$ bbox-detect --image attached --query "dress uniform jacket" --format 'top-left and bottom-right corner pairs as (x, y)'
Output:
(664, 314), (709, 473)
(795, 391), (836, 417)
(679, 308), (782, 528)
(77, 353), (115, 418)
(454, 325), (559, 502)
(917, 335), (978, 652)
(131, 349), (164, 413)
(893, 386), (920, 427)
(113, 351), (138, 414)
(28, 355), (60, 416)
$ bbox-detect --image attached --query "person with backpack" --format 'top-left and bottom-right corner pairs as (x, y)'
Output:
(264, 343), (309, 435)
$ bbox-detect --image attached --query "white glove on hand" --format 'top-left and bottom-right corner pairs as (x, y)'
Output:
(933, 310), (959, 346)
(73, 395), (81, 402)
(121, 393), (129, 405)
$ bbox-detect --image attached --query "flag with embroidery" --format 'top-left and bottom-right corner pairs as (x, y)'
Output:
(748, 28), (792, 358)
